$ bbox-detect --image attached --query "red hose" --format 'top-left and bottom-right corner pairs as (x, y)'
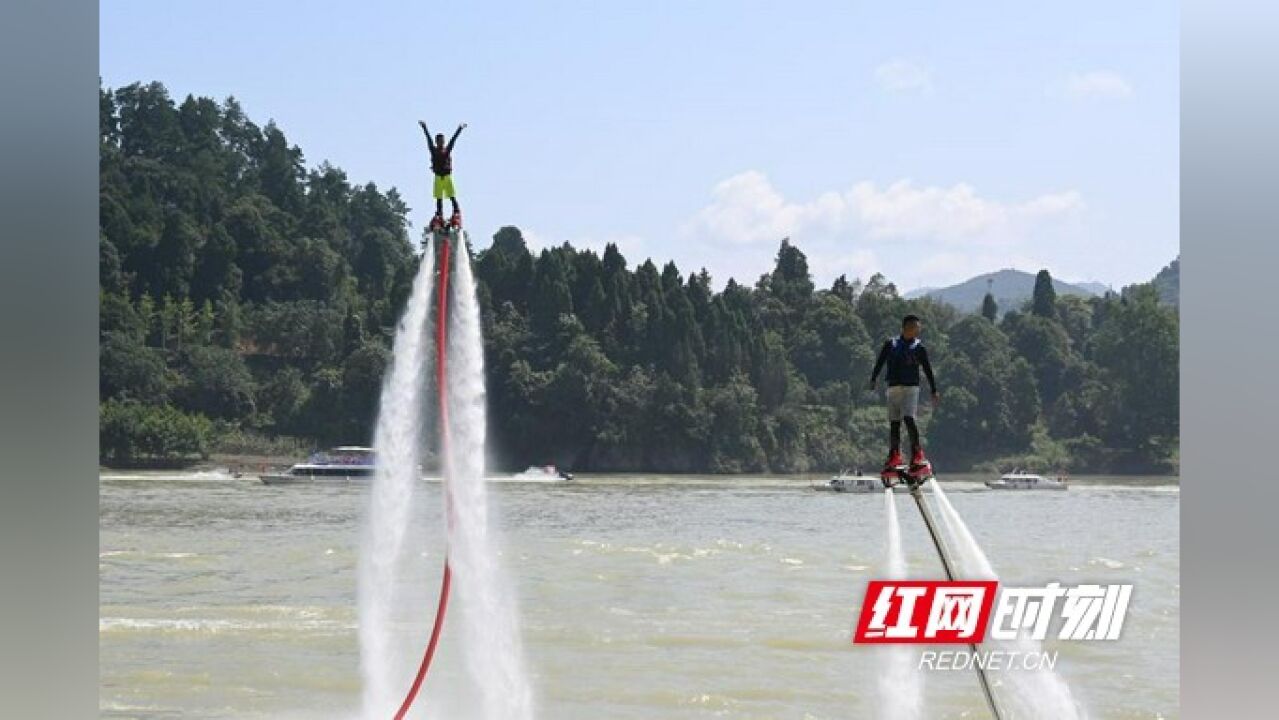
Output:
(394, 232), (454, 720)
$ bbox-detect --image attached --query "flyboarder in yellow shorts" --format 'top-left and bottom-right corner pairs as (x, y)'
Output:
(418, 120), (466, 229)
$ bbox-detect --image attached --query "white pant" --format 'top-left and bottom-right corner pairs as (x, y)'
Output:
(886, 385), (920, 421)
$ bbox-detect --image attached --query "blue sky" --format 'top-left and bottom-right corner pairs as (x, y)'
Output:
(101, 1), (1178, 292)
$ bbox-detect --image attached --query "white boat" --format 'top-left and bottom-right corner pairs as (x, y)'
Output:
(985, 469), (1068, 490)
(511, 465), (574, 482)
(814, 471), (889, 493)
(260, 446), (377, 485)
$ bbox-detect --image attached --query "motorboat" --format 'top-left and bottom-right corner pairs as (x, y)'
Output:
(814, 471), (890, 493)
(984, 469), (1068, 490)
(260, 446), (377, 485)
(511, 465), (574, 482)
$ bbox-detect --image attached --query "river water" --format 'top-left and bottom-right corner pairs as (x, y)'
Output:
(100, 471), (1178, 719)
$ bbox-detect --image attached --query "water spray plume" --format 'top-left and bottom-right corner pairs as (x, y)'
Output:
(360, 231), (534, 720)
(928, 480), (1086, 720)
(445, 244), (535, 719)
(877, 489), (924, 720)
(359, 250), (436, 717)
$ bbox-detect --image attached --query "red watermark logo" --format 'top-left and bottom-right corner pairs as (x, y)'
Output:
(854, 581), (1133, 645)
(853, 580), (998, 644)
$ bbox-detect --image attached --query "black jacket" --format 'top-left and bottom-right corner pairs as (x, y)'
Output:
(870, 337), (937, 392)
(423, 124), (463, 176)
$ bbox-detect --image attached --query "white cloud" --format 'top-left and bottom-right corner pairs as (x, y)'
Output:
(848, 181), (1083, 245)
(677, 171), (1085, 290)
(677, 171), (838, 248)
(681, 171), (1082, 247)
(1065, 70), (1133, 101)
(874, 59), (933, 93)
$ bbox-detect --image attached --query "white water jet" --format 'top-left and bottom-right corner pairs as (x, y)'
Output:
(445, 238), (535, 720)
(358, 250), (435, 718)
(877, 489), (923, 720)
(927, 480), (1086, 720)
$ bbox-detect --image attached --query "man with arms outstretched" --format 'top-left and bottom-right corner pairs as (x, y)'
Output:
(418, 120), (466, 229)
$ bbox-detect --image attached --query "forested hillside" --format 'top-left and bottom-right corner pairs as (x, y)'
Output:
(99, 82), (1179, 473)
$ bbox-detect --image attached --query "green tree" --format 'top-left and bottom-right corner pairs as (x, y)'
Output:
(100, 337), (172, 403)
(704, 374), (768, 472)
(100, 400), (212, 466)
(529, 249), (574, 339)
(855, 273), (905, 341)
(931, 317), (1039, 464)
(767, 239), (815, 311)
(1091, 285), (1179, 468)
(257, 366), (310, 434)
(1032, 269), (1057, 318)
(791, 292), (873, 389)
(174, 346), (256, 419)
(338, 343), (389, 438)
(981, 292), (998, 321)
(1002, 312), (1073, 407)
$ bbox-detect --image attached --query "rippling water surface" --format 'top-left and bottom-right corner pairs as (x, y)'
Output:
(100, 471), (1178, 719)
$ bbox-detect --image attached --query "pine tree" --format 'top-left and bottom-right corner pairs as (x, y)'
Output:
(1032, 269), (1057, 318)
(196, 300), (215, 346)
(982, 292), (998, 321)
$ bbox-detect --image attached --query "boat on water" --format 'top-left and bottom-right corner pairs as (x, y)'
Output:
(511, 465), (574, 482)
(259, 446), (377, 485)
(985, 469), (1068, 491)
(813, 471), (895, 493)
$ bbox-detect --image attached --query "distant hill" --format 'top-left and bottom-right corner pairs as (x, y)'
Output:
(905, 269), (1106, 313)
(1075, 281), (1111, 296)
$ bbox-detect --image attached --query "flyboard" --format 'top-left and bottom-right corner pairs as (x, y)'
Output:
(883, 463), (1006, 720)
(395, 218), (463, 720)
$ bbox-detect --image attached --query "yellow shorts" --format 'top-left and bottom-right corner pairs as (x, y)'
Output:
(433, 174), (456, 200)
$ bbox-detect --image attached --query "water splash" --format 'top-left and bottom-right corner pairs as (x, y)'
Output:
(927, 480), (1087, 720)
(358, 250), (436, 717)
(877, 489), (923, 720)
(445, 239), (535, 719)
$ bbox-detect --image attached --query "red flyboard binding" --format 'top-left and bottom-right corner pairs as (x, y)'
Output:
(881, 449), (907, 489)
(449, 210), (463, 229)
(429, 212), (448, 233)
(907, 448), (934, 488)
